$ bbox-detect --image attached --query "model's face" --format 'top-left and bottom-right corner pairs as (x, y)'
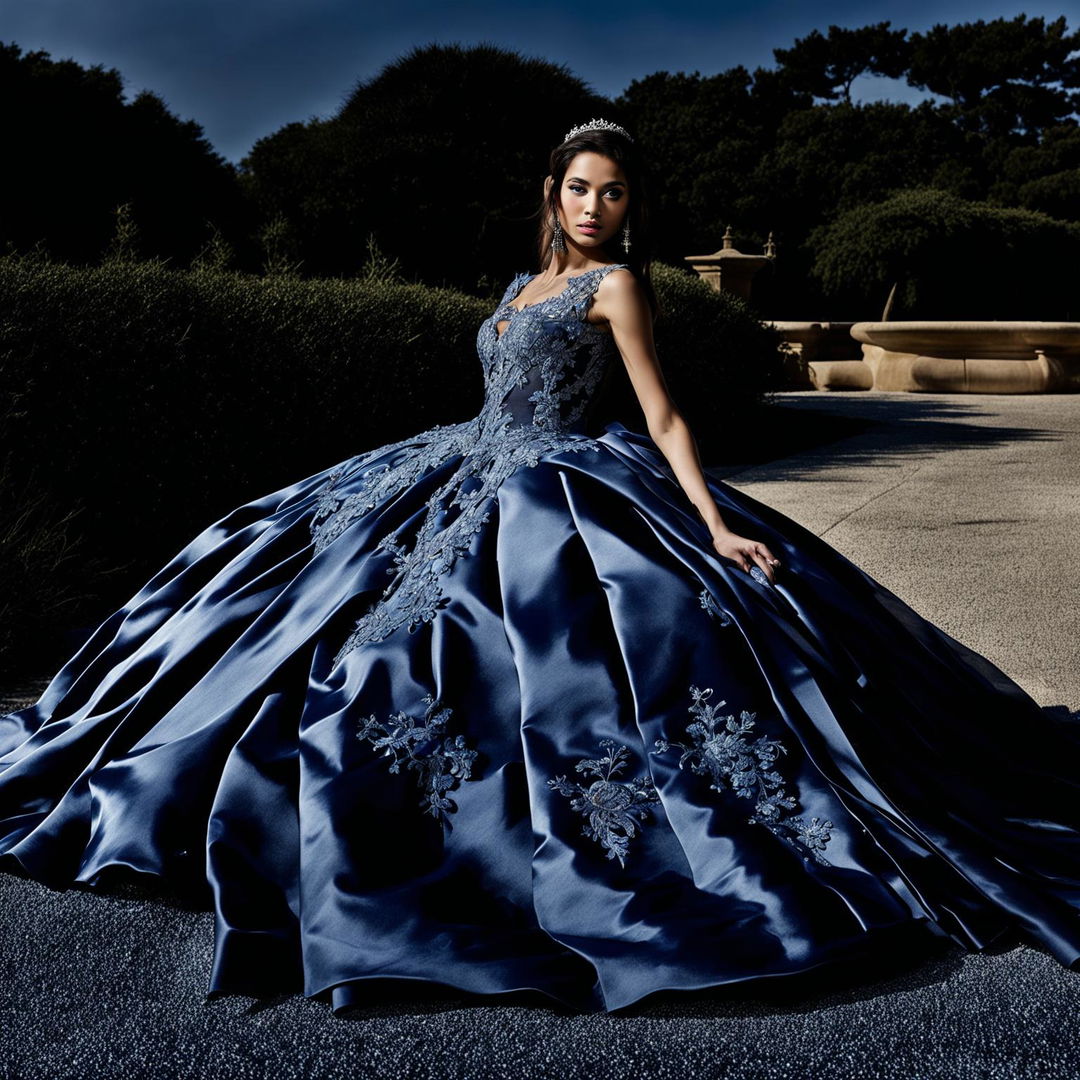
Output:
(555, 151), (629, 250)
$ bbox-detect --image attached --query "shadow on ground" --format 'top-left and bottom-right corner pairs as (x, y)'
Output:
(705, 394), (1064, 480)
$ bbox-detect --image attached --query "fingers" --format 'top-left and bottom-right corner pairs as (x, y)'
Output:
(750, 543), (781, 584)
(711, 534), (783, 584)
(753, 543), (780, 568)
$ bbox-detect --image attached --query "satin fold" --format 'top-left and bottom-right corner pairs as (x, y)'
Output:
(2, 419), (1079, 1013)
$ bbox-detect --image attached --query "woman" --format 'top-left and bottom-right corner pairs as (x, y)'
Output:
(1, 118), (1078, 1016)
(528, 124), (782, 585)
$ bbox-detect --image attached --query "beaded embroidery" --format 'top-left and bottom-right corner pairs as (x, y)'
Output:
(547, 739), (662, 868)
(311, 265), (631, 667)
(749, 565), (771, 587)
(653, 685), (833, 865)
(355, 693), (478, 827)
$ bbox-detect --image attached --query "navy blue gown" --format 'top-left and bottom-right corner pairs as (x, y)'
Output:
(2, 263), (1080, 1013)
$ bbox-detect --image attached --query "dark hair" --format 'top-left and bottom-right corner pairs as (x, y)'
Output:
(535, 125), (660, 322)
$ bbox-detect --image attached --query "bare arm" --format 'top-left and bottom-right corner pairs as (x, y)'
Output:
(592, 269), (782, 584)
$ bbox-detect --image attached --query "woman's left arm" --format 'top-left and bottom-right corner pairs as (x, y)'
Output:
(593, 269), (782, 584)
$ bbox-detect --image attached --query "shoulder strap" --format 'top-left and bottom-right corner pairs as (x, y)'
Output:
(564, 263), (632, 317)
(600, 262), (632, 280)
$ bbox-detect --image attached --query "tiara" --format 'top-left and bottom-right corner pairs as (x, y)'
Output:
(562, 117), (634, 144)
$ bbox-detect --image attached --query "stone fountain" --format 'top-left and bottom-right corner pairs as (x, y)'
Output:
(686, 234), (1080, 392)
(685, 227), (775, 299)
(849, 322), (1080, 392)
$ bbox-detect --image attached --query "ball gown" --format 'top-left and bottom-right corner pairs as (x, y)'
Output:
(2, 262), (1079, 1014)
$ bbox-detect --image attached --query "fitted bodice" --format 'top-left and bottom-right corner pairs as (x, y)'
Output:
(309, 263), (632, 663)
(475, 264), (629, 437)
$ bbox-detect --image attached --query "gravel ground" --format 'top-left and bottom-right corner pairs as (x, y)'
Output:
(2, 391), (1078, 1080)
(1, 866), (1076, 1080)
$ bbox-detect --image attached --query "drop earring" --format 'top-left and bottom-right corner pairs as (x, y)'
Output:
(621, 221), (631, 254)
(551, 212), (566, 254)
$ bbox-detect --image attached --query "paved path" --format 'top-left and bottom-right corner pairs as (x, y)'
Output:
(722, 391), (1080, 713)
(2, 390), (1078, 1080)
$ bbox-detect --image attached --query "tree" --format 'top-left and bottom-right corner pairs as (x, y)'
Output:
(773, 22), (911, 104)
(618, 18), (1079, 317)
(239, 43), (612, 291)
(0, 41), (251, 266)
(614, 65), (811, 274)
(991, 123), (1080, 220)
(728, 101), (969, 316)
(907, 16), (1080, 137)
(808, 187), (1080, 319)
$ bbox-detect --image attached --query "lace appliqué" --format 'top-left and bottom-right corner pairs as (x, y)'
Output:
(310, 420), (478, 555)
(547, 738), (662, 868)
(356, 693), (478, 827)
(749, 565), (771, 587)
(653, 685), (833, 865)
(312, 265), (629, 668)
(699, 587), (733, 626)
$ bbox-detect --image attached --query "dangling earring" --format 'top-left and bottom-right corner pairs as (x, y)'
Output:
(621, 221), (631, 254)
(551, 212), (566, 254)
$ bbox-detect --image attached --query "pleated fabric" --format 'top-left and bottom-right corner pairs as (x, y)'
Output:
(3, 416), (1080, 1013)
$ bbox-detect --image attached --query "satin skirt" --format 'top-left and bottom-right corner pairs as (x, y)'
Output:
(2, 420), (1079, 1013)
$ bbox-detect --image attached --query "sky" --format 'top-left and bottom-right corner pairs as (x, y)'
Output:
(2, 1), (1076, 163)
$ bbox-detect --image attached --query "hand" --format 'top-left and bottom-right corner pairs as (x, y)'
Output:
(711, 530), (782, 585)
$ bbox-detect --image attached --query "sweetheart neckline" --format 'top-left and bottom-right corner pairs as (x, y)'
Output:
(494, 265), (621, 340)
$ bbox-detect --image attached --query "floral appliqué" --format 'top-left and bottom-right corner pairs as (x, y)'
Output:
(356, 693), (478, 827)
(312, 265), (630, 668)
(699, 587), (733, 626)
(547, 739), (662, 868)
(653, 685), (833, 864)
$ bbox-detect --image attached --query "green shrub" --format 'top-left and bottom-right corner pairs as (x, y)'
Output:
(0, 254), (490, 638)
(808, 188), (1080, 319)
(0, 455), (124, 679)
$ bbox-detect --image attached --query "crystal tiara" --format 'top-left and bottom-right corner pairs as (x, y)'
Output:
(562, 117), (634, 144)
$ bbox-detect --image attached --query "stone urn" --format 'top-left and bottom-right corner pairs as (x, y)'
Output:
(685, 227), (774, 300)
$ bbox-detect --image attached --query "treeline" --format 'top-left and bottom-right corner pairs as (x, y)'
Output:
(2, 15), (1078, 318)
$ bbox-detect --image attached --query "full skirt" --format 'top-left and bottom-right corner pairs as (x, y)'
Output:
(2, 420), (1080, 1013)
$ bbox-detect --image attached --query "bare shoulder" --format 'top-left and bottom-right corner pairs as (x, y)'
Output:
(597, 265), (639, 297)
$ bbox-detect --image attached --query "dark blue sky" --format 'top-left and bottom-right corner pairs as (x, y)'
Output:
(3, 1), (1075, 163)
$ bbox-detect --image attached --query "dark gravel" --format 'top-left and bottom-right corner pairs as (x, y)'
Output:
(0, 867), (1076, 1080)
